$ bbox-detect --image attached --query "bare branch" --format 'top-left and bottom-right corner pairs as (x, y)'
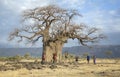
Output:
(9, 5), (105, 46)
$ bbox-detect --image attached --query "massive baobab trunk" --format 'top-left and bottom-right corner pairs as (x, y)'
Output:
(42, 39), (64, 62)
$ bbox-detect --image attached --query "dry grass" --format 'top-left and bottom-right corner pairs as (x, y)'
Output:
(0, 59), (120, 77)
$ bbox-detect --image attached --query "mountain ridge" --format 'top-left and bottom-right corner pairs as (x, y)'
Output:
(0, 45), (120, 58)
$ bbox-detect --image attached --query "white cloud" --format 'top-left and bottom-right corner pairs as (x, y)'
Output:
(0, 0), (51, 13)
(78, 9), (120, 33)
(109, 10), (117, 15)
(54, 0), (87, 10)
(0, 0), (88, 14)
(61, 0), (86, 6)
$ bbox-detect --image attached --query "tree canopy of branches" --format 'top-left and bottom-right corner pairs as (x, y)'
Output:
(9, 5), (105, 63)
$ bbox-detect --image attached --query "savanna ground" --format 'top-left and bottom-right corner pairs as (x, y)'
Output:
(0, 58), (120, 77)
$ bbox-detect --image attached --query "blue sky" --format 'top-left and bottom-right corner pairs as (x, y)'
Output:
(0, 0), (120, 48)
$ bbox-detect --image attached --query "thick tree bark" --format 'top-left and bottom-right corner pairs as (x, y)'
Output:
(55, 41), (63, 63)
(42, 40), (64, 63)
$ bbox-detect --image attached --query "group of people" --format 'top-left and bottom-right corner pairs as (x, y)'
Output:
(42, 52), (96, 64)
(75, 55), (96, 64)
(41, 52), (57, 64)
(87, 55), (96, 64)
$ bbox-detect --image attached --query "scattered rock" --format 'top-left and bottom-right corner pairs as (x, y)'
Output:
(49, 65), (57, 69)
(91, 71), (94, 73)
(112, 70), (115, 72)
(64, 64), (69, 67)
(101, 65), (103, 66)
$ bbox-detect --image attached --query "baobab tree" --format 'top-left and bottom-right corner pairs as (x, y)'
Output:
(9, 5), (104, 63)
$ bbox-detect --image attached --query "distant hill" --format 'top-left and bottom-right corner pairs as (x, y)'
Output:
(62, 45), (120, 58)
(0, 45), (120, 58)
(0, 48), (42, 57)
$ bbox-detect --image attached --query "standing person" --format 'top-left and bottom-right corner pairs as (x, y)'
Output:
(75, 56), (79, 63)
(93, 55), (96, 64)
(87, 55), (90, 64)
(53, 53), (57, 64)
(65, 52), (68, 62)
(41, 52), (45, 64)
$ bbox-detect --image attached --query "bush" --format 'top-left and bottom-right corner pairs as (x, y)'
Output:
(24, 53), (31, 59)
(4, 55), (23, 62)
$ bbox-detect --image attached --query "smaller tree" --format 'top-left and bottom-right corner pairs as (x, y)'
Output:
(105, 51), (119, 64)
(8, 55), (22, 62)
(105, 51), (112, 58)
(82, 52), (89, 58)
(104, 51), (113, 63)
(24, 53), (31, 59)
(63, 51), (75, 62)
